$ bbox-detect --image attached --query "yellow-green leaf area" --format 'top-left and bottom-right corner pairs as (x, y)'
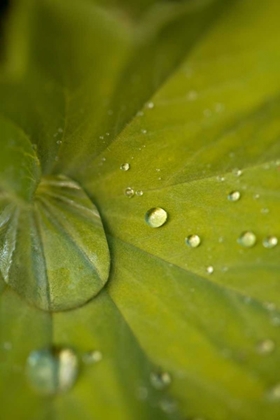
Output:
(0, 175), (110, 311)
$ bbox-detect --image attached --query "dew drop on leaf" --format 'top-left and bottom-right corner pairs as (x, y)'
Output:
(136, 190), (143, 196)
(263, 236), (278, 248)
(82, 350), (103, 364)
(150, 371), (171, 390)
(145, 208), (168, 228)
(266, 384), (280, 401)
(256, 339), (275, 355)
(238, 231), (257, 247)
(124, 187), (135, 198)
(120, 163), (130, 171)
(206, 266), (214, 274)
(26, 347), (79, 396)
(185, 235), (201, 248)
(228, 191), (241, 202)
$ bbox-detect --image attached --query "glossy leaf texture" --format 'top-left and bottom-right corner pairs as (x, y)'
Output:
(1, 0), (280, 419)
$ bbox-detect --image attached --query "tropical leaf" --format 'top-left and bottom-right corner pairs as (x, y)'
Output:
(0, 0), (280, 419)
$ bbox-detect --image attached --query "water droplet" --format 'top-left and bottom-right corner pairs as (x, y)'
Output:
(136, 190), (143, 196)
(137, 111), (144, 117)
(137, 386), (148, 400)
(56, 140), (62, 145)
(263, 302), (276, 311)
(206, 266), (214, 274)
(145, 208), (168, 228)
(141, 129), (147, 134)
(120, 163), (130, 171)
(58, 128), (63, 133)
(156, 168), (161, 172)
(159, 399), (177, 413)
(256, 339), (275, 355)
(124, 187), (135, 198)
(82, 350), (102, 364)
(26, 347), (79, 396)
(3, 342), (12, 350)
(185, 235), (201, 248)
(261, 208), (269, 214)
(271, 316), (280, 327)
(228, 191), (241, 202)
(233, 168), (242, 177)
(203, 109), (212, 118)
(238, 231), (257, 248)
(146, 102), (154, 109)
(215, 103), (225, 113)
(150, 371), (171, 390)
(187, 90), (198, 101)
(217, 175), (225, 182)
(266, 383), (280, 400)
(263, 236), (278, 249)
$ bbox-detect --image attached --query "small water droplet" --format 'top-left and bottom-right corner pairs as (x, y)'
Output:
(256, 339), (275, 355)
(137, 386), (148, 400)
(263, 236), (278, 249)
(266, 383), (280, 400)
(146, 102), (154, 109)
(217, 175), (225, 182)
(141, 129), (147, 134)
(156, 168), (161, 172)
(203, 109), (212, 118)
(233, 168), (242, 177)
(159, 399), (177, 413)
(145, 208), (168, 228)
(187, 90), (198, 101)
(238, 231), (257, 248)
(254, 193), (260, 199)
(58, 128), (63, 133)
(99, 136), (104, 140)
(56, 140), (62, 145)
(3, 342), (12, 350)
(124, 187), (135, 198)
(215, 103), (225, 113)
(136, 190), (143, 196)
(137, 111), (144, 117)
(261, 208), (269, 214)
(26, 347), (79, 396)
(82, 350), (102, 364)
(207, 266), (214, 274)
(150, 371), (171, 390)
(264, 302), (276, 311)
(185, 235), (201, 248)
(120, 163), (130, 171)
(228, 191), (241, 202)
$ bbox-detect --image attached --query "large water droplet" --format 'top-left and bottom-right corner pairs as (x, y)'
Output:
(150, 371), (171, 390)
(185, 235), (201, 248)
(263, 236), (278, 249)
(256, 339), (275, 355)
(145, 208), (168, 228)
(228, 191), (241, 202)
(238, 231), (257, 247)
(26, 347), (79, 395)
(120, 163), (130, 172)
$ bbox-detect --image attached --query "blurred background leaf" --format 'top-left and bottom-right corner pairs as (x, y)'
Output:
(1, 0), (280, 419)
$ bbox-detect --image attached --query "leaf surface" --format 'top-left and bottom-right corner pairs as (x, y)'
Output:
(1, 0), (280, 419)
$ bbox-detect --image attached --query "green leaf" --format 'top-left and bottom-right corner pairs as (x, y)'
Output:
(0, 114), (40, 201)
(1, 0), (280, 419)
